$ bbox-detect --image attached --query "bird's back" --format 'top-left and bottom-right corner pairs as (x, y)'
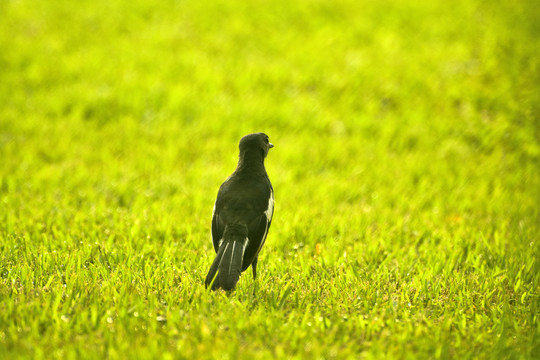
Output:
(214, 172), (271, 225)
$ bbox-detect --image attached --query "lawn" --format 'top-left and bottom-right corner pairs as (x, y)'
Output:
(0, 0), (538, 358)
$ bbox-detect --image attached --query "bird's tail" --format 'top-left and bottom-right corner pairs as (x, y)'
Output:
(205, 224), (248, 291)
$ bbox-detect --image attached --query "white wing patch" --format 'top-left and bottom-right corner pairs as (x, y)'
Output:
(265, 189), (274, 221)
(256, 189), (274, 255)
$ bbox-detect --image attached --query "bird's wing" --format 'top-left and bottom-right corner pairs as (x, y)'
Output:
(241, 182), (273, 270)
(211, 192), (226, 252)
(258, 182), (274, 254)
(211, 206), (221, 252)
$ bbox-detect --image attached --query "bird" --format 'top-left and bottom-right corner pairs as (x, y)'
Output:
(205, 133), (274, 291)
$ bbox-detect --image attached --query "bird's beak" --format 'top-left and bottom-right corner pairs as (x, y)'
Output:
(269, 143), (274, 148)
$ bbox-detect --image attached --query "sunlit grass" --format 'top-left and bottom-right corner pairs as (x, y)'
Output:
(1, 0), (538, 358)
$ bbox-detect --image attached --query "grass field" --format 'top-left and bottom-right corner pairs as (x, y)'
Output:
(1, 0), (539, 358)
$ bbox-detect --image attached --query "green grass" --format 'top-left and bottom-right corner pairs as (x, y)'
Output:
(1, 0), (539, 358)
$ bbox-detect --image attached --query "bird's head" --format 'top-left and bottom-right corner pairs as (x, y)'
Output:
(239, 133), (274, 158)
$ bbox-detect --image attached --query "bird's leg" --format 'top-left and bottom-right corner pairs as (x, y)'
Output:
(252, 256), (258, 279)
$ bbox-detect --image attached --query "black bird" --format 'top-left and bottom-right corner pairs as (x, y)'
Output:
(205, 133), (274, 291)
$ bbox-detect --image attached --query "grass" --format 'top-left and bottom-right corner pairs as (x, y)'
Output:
(1, 0), (539, 358)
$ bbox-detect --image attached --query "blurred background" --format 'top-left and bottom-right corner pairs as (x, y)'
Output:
(1, 0), (538, 239)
